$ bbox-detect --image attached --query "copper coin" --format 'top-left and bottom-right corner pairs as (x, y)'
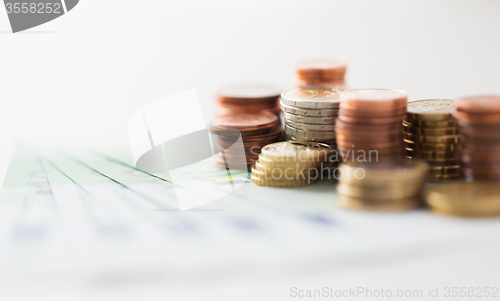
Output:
(338, 114), (406, 125)
(335, 118), (403, 130)
(217, 83), (282, 102)
(296, 58), (347, 72)
(456, 95), (500, 114)
(340, 89), (408, 107)
(459, 124), (500, 139)
(454, 111), (500, 124)
(336, 133), (403, 144)
(214, 111), (278, 130)
(340, 107), (407, 118)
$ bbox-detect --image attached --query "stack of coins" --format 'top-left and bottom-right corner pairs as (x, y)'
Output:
(336, 89), (407, 162)
(454, 95), (500, 181)
(251, 142), (331, 187)
(336, 160), (429, 212)
(404, 99), (460, 182)
(296, 59), (347, 87)
(216, 83), (282, 115)
(211, 112), (281, 170)
(280, 85), (346, 169)
(426, 182), (500, 217)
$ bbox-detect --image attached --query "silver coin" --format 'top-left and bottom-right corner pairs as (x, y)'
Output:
(285, 119), (336, 132)
(284, 124), (337, 144)
(283, 133), (337, 146)
(282, 112), (337, 125)
(280, 102), (339, 117)
(280, 84), (346, 109)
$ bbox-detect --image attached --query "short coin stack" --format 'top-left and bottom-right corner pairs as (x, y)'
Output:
(336, 160), (429, 212)
(211, 112), (281, 170)
(454, 95), (500, 181)
(251, 142), (331, 187)
(404, 99), (460, 182)
(296, 59), (347, 87)
(216, 83), (282, 115)
(336, 89), (408, 162)
(426, 182), (500, 217)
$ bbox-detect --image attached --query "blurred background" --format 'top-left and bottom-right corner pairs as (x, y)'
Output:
(1, 1), (500, 300)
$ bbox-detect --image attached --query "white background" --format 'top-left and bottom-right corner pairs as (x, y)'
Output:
(1, 1), (500, 300)
(1, 0), (500, 152)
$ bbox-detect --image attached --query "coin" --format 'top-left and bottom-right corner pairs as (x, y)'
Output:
(282, 111), (337, 125)
(338, 114), (406, 125)
(284, 123), (336, 139)
(217, 83), (282, 102)
(340, 89), (408, 107)
(403, 124), (459, 135)
(406, 148), (457, 160)
(337, 182), (424, 200)
(455, 95), (500, 114)
(280, 85), (345, 109)
(426, 182), (500, 217)
(284, 119), (336, 131)
(251, 174), (319, 187)
(337, 160), (429, 185)
(406, 99), (456, 120)
(454, 111), (500, 125)
(280, 102), (339, 117)
(403, 119), (457, 128)
(296, 59), (347, 87)
(260, 141), (332, 163)
(406, 157), (459, 167)
(335, 119), (403, 135)
(341, 107), (407, 118)
(404, 141), (457, 152)
(337, 195), (421, 212)
(403, 132), (459, 144)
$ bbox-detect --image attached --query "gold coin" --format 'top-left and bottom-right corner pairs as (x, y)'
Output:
(337, 159), (429, 186)
(260, 141), (331, 163)
(258, 154), (326, 169)
(403, 124), (459, 135)
(406, 148), (457, 160)
(253, 161), (319, 179)
(404, 141), (457, 152)
(403, 119), (457, 128)
(403, 132), (459, 144)
(250, 174), (319, 187)
(337, 182), (423, 200)
(405, 156), (459, 167)
(406, 99), (456, 121)
(426, 182), (500, 217)
(337, 195), (422, 212)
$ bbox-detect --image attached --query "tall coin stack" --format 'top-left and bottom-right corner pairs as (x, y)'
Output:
(216, 83), (282, 116)
(336, 160), (429, 212)
(211, 112), (281, 170)
(403, 99), (460, 182)
(296, 59), (347, 87)
(251, 142), (331, 187)
(280, 85), (346, 169)
(336, 89), (408, 163)
(454, 95), (500, 181)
